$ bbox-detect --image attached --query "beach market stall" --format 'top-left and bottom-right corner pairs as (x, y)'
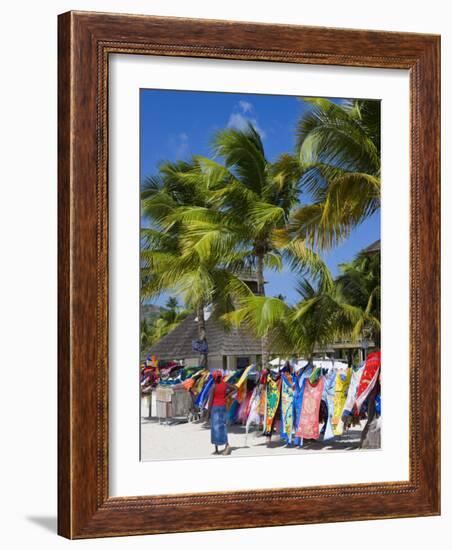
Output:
(141, 353), (381, 449)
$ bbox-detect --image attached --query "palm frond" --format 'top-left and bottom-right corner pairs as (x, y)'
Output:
(211, 124), (267, 196)
(297, 98), (380, 173)
(222, 295), (291, 337)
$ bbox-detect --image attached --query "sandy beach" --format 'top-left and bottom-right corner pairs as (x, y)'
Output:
(140, 398), (365, 461)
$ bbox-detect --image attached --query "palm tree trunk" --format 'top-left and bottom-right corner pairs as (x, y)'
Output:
(197, 305), (206, 338)
(256, 252), (269, 368)
(197, 305), (208, 368)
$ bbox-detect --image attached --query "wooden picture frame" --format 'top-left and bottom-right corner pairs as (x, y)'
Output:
(58, 10), (440, 539)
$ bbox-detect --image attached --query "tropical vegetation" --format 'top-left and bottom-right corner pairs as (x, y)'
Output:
(140, 98), (381, 365)
(224, 248), (380, 359)
(140, 297), (189, 352)
(290, 98), (380, 249)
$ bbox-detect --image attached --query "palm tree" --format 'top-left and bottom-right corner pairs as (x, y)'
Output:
(224, 256), (380, 360)
(141, 158), (213, 344)
(140, 298), (191, 357)
(164, 296), (179, 313)
(140, 119), (380, 366)
(140, 159), (252, 365)
(181, 125), (328, 366)
(289, 98), (380, 249)
(151, 309), (189, 347)
(335, 248), (381, 343)
(160, 296), (184, 328)
(141, 241), (252, 366)
(161, 125), (333, 366)
(289, 276), (372, 357)
(140, 318), (152, 353)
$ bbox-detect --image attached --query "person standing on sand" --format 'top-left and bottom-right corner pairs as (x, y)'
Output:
(207, 370), (236, 455)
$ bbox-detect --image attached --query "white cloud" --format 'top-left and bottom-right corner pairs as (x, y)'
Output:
(227, 112), (249, 131)
(170, 132), (190, 158)
(238, 100), (253, 114)
(227, 111), (266, 139)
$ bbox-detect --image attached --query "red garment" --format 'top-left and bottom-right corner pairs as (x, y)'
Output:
(212, 380), (227, 406)
(355, 351), (381, 413)
(295, 377), (325, 440)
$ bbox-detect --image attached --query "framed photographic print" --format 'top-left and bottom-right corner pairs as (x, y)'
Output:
(58, 11), (440, 538)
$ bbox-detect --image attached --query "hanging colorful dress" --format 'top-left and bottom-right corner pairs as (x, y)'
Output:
(235, 364), (254, 389)
(342, 363), (365, 417)
(322, 369), (337, 440)
(227, 399), (240, 423)
(181, 377), (195, 391)
(258, 371), (268, 417)
(192, 370), (210, 400)
(195, 374), (213, 408)
(236, 381), (247, 404)
(332, 368), (352, 435)
(280, 372), (294, 444)
(295, 376), (325, 440)
(245, 385), (263, 444)
(238, 390), (253, 424)
(263, 374), (282, 436)
(292, 365), (312, 447)
(355, 351), (381, 413)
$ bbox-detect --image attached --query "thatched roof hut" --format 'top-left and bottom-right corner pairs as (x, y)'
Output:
(147, 313), (263, 370)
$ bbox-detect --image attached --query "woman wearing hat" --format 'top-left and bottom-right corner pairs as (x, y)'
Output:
(207, 370), (236, 455)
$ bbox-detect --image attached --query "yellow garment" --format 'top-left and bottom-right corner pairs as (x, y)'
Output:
(236, 379), (247, 404)
(235, 365), (254, 388)
(233, 365), (253, 404)
(264, 377), (281, 435)
(259, 386), (267, 416)
(332, 368), (351, 435)
(192, 371), (209, 396)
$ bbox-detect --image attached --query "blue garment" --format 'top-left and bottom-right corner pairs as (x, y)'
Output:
(210, 405), (228, 445)
(375, 393), (381, 416)
(159, 376), (182, 385)
(192, 339), (208, 353)
(195, 375), (213, 407)
(322, 370), (336, 440)
(292, 377), (304, 447)
(227, 399), (240, 424)
(280, 373), (295, 444)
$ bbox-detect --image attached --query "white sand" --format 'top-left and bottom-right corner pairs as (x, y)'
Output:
(140, 399), (366, 461)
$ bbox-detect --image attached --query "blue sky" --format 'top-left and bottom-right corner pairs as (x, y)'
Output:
(140, 89), (380, 306)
